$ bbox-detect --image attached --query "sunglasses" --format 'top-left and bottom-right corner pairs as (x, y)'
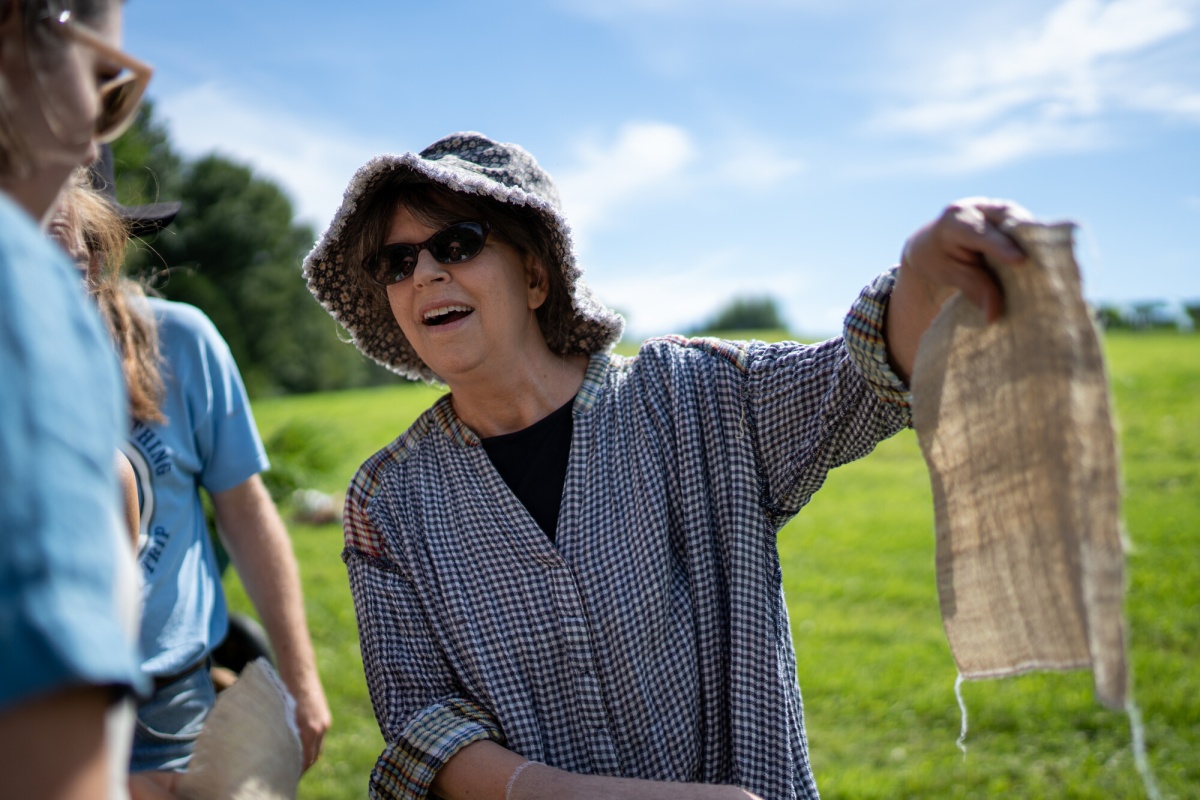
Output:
(47, 9), (154, 143)
(363, 221), (492, 286)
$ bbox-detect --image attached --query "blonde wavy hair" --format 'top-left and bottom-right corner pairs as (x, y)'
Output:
(58, 166), (165, 423)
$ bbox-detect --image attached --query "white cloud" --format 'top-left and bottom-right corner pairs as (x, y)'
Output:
(714, 135), (808, 190)
(874, 119), (1109, 176)
(556, 122), (698, 241)
(588, 246), (813, 338)
(934, 0), (1194, 97)
(556, 122), (810, 250)
(868, 0), (1199, 171)
(157, 83), (391, 229)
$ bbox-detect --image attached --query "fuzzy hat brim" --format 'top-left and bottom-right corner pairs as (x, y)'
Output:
(303, 132), (623, 382)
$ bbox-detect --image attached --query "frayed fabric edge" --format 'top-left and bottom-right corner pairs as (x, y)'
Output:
(954, 673), (969, 759)
(952, 673), (1163, 799)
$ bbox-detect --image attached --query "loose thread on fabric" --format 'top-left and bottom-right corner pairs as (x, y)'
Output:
(506, 759), (538, 800)
(1126, 697), (1162, 800)
(953, 673), (969, 759)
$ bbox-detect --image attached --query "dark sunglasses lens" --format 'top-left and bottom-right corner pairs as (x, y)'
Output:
(368, 245), (418, 285)
(428, 223), (487, 264)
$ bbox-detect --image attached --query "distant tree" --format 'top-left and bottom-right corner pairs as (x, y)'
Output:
(696, 296), (786, 334)
(1183, 301), (1200, 331)
(1128, 301), (1176, 331)
(109, 103), (393, 394)
(1093, 304), (1130, 331)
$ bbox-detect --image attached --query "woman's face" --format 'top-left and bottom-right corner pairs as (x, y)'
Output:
(46, 197), (99, 290)
(0, 1), (124, 219)
(382, 205), (550, 384)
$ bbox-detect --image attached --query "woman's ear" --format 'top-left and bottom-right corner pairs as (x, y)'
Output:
(525, 254), (549, 310)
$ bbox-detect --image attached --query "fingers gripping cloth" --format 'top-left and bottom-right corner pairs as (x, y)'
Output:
(176, 659), (303, 800)
(910, 221), (1128, 710)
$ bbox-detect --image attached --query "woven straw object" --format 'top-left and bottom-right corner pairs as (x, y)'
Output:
(911, 221), (1127, 710)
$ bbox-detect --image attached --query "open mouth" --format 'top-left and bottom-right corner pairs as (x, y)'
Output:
(423, 304), (475, 326)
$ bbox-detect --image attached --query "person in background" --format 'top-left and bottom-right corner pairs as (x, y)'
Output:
(62, 147), (274, 693)
(304, 132), (1029, 799)
(48, 164), (157, 548)
(82, 158), (332, 779)
(52, 143), (332, 781)
(0, 1), (152, 797)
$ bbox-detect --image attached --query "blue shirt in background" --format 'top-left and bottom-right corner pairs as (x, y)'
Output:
(125, 298), (268, 677)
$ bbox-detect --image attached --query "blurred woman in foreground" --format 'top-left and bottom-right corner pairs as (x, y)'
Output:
(0, 0), (153, 797)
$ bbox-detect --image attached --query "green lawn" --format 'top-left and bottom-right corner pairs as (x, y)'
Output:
(233, 331), (1197, 799)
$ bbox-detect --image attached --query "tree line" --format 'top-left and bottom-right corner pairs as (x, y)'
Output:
(108, 106), (1195, 399)
(110, 103), (395, 396)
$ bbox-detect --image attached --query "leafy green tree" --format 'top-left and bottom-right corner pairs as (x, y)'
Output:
(696, 295), (787, 334)
(1182, 301), (1200, 331)
(109, 103), (393, 394)
(1093, 304), (1130, 331)
(1128, 301), (1176, 331)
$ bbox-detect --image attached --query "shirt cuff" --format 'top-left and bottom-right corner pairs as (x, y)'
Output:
(370, 697), (505, 799)
(843, 266), (912, 409)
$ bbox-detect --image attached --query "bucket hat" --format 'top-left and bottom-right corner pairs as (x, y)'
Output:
(303, 132), (624, 382)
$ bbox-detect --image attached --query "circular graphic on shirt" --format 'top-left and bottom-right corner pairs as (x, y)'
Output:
(119, 440), (155, 557)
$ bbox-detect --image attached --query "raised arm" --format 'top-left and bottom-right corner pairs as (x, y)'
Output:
(886, 198), (1030, 383)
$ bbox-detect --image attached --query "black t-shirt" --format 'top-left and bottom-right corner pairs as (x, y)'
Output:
(480, 397), (574, 541)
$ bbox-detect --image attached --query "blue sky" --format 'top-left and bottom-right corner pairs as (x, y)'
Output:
(123, 0), (1200, 338)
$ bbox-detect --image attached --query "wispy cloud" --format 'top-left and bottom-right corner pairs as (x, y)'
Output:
(869, 0), (1200, 171)
(556, 122), (808, 251)
(589, 246), (814, 337)
(157, 84), (392, 230)
(713, 133), (808, 190)
(555, 122), (699, 240)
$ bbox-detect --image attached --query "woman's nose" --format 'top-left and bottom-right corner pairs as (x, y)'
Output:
(411, 251), (449, 287)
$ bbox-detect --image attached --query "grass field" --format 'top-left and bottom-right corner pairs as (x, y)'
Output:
(235, 331), (1198, 799)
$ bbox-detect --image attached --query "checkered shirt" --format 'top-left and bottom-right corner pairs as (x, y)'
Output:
(344, 269), (910, 799)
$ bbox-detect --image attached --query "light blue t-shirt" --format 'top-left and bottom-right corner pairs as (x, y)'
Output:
(0, 192), (147, 709)
(124, 298), (268, 676)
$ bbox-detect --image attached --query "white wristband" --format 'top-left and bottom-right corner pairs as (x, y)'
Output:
(505, 759), (538, 800)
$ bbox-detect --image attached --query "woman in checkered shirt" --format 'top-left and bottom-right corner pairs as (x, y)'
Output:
(305, 133), (1028, 800)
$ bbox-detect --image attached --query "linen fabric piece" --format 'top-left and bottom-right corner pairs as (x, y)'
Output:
(343, 271), (911, 800)
(176, 659), (302, 800)
(910, 221), (1127, 709)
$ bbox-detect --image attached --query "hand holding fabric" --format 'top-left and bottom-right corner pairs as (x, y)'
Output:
(887, 198), (1033, 383)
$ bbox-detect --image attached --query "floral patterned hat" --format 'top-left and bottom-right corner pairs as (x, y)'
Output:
(303, 132), (624, 381)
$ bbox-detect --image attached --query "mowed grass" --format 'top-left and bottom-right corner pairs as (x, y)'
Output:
(228, 331), (1198, 799)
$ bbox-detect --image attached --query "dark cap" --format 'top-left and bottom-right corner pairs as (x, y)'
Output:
(89, 144), (181, 237)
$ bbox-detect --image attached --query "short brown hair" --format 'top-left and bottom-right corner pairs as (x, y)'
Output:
(343, 171), (575, 355)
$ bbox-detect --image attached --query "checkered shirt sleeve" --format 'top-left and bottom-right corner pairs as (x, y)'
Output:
(345, 461), (506, 799)
(842, 265), (911, 408)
